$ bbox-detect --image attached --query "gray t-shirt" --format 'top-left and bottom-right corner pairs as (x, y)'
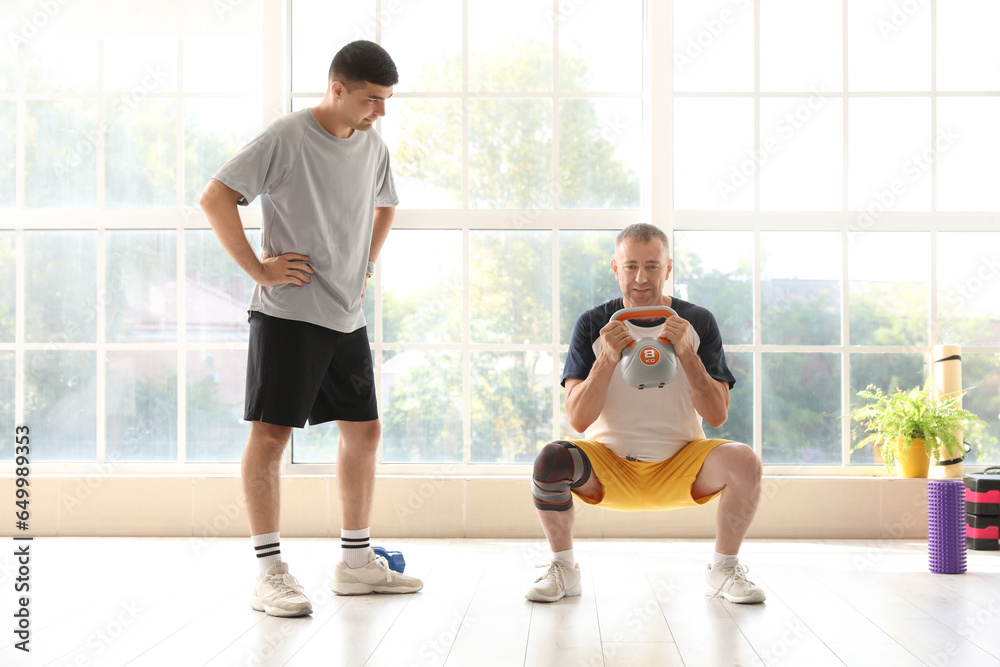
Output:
(212, 108), (398, 333)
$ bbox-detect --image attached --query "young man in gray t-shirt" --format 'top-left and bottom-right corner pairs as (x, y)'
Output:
(200, 40), (422, 617)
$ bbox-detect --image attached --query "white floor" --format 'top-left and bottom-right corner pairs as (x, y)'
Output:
(1, 537), (999, 667)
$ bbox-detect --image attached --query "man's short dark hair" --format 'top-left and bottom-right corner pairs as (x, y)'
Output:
(329, 40), (399, 90)
(617, 223), (670, 256)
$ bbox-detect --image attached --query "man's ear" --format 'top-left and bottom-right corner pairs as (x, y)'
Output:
(330, 80), (344, 100)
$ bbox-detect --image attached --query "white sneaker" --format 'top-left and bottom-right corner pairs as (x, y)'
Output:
(526, 559), (582, 602)
(705, 561), (766, 604)
(332, 555), (423, 595)
(251, 562), (313, 617)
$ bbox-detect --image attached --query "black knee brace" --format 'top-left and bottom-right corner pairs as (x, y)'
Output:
(532, 441), (593, 512)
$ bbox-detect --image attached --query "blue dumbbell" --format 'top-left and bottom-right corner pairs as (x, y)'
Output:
(373, 546), (406, 573)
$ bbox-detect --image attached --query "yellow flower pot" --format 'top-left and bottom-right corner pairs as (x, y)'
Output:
(894, 438), (930, 478)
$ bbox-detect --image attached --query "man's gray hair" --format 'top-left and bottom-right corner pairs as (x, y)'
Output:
(616, 223), (669, 256)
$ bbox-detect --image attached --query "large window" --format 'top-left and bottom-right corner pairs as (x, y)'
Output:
(672, 0), (1000, 467)
(1, 1), (997, 472)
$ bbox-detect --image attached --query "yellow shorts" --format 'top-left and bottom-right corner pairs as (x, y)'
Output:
(568, 438), (731, 512)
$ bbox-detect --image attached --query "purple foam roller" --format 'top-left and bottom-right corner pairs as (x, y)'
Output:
(927, 480), (967, 574)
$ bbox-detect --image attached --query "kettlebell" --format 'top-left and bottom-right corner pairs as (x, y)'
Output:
(610, 306), (678, 390)
(372, 546), (406, 573)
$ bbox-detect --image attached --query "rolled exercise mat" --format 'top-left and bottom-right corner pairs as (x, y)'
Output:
(966, 513), (1000, 551)
(932, 345), (964, 478)
(927, 480), (967, 574)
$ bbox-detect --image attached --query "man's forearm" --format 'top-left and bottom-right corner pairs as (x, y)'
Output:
(369, 206), (396, 262)
(201, 181), (262, 282)
(676, 349), (729, 427)
(565, 356), (618, 433)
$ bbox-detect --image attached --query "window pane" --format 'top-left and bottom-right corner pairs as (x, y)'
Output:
(672, 0), (755, 93)
(760, 0), (842, 93)
(25, 37), (98, 93)
(186, 350), (248, 462)
(937, 0), (1000, 92)
(846, 0), (930, 92)
(186, 229), (260, 341)
(848, 98), (931, 212)
(25, 351), (96, 461)
(469, 0), (551, 93)
(674, 231), (753, 345)
(849, 353), (924, 465)
(106, 351), (177, 461)
(104, 38), (179, 93)
(759, 97), (843, 211)
(0, 29), (13, 93)
(382, 0), (462, 93)
(379, 99), (462, 209)
(673, 98), (754, 210)
(0, 232), (13, 341)
(471, 231), (552, 344)
(763, 352), (841, 464)
(184, 99), (261, 207)
(559, 0), (642, 93)
(848, 232), (929, 346)
(559, 231), (618, 344)
(963, 354), (1000, 465)
(937, 99), (1000, 211)
(25, 231), (96, 343)
(291, 0), (374, 93)
(25, 101), (98, 208)
(106, 230), (177, 341)
(472, 351), (553, 463)
(705, 351), (752, 447)
(469, 99), (552, 209)
(761, 232), (841, 345)
(382, 230), (461, 344)
(937, 232), (1000, 346)
(294, 422), (339, 464)
(106, 99), (178, 208)
(0, 353), (12, 460)
(558, 352), (581, 439)
(558, 99), (640, 209)
(0, 102), (13, 207)
(382, 351), (462, 463)
(182, 37), (261, 94)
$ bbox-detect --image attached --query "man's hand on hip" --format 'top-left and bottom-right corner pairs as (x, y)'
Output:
(257, 251), (314, 286)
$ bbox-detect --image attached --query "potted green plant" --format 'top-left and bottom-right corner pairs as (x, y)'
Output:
(847, 382), (985, 478)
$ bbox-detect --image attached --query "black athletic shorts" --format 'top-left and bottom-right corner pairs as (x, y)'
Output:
(244, 311), (378, 427)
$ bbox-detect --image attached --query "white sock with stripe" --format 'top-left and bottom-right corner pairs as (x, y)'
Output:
(342, 528), (374, 568)
(252, 532), (281, 579)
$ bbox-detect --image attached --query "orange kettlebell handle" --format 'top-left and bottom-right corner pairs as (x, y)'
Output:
(610, 306), (676, 348)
